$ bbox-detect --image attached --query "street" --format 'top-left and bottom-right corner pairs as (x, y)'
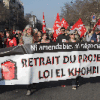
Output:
(0, 76), (100, 100)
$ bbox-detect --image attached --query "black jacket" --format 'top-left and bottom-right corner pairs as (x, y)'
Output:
(56, 33), (70, 43)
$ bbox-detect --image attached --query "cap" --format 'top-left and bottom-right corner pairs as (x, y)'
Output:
(69, 30), (75, 35)
(25, 25), (32, 31)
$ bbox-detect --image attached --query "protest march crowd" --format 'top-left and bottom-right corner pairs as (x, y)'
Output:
(0, 12), (100, 96)
(0, 20), (100, 48)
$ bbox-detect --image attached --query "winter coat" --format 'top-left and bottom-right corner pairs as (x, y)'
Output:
(5, 37), (17, 47)
(19, 33), (34, 45)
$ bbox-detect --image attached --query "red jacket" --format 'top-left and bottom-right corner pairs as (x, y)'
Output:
(6, 37), (17, 47)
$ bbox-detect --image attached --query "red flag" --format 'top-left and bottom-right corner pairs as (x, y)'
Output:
(93, 19), (100, 31)
(42, 12), (46, 33)
(71, 18), (86, 38)
(53, 13), (61, 41)
(61, 18), (69, 29)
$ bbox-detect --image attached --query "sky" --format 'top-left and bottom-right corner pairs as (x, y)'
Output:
(21, 0), (74, 28)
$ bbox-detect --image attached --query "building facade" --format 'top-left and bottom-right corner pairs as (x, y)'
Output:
(0, 0), (24, 31)
(29, 15), (37, 28)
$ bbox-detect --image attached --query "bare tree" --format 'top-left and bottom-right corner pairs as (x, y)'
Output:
(61, 0), (100, 26)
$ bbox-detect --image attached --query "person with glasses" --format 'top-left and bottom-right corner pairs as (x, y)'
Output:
(56, 27), (69, 43)
(69, 30), (76, 42)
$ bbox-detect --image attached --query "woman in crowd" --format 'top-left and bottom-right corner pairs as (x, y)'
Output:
(0, 32), (3, 48)
(85, 30), (93, 42)
(19, 25), (35, 45)
(5, 30), (17, 47)
(34, 31), (42, 43)
(41, 33), (50, 43)
(37, 31), (42, 42)
(34, 28), (38, 36)
(74, 29), (80, 42)
(19, 25), (37, 96)
(69, 30), (77, 42)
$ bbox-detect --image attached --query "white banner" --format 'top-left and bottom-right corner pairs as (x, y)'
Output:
(0, 50), (100, 85)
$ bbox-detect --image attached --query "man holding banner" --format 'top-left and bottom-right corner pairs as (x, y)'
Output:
(56, 27), (79, 90)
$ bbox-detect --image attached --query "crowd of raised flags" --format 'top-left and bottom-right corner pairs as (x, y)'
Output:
(50, 13), (100, 43)
(42, 12), (46, 34)
(70, 18), (86, 38)
(52, 13), (90, 41)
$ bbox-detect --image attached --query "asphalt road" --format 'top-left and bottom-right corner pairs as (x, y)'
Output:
(0, 76), (100, 100)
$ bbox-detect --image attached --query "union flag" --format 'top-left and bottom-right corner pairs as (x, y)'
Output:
(71, 18), (86, 38)
(61, 18), (69, 29)
(93, 19), (100, 31)
(42, 12), (46, 33)
(53, 13), (61, 41)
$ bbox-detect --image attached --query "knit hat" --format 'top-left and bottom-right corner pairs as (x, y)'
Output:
(69, 30), (75, 35)
(25, 25), (32, 31)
